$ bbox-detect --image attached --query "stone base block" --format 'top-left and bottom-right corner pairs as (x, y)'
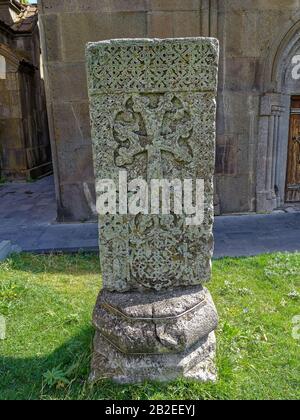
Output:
(90, 286), (218, 384)
(256, 192), (278, 213)
(90, 331), (217, 384)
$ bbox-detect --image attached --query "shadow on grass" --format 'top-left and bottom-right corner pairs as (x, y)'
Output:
(0, 326), (94, 400)
(3, 253), (101, 277)
(0, 325), (225, 401)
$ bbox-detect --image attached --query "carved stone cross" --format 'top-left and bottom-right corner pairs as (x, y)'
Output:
(87, 38), (219, 384)
(113, 94), (194, 180)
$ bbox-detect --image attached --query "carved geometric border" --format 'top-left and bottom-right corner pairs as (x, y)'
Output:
(87, 38), (219, 94)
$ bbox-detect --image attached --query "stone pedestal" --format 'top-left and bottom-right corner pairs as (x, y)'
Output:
(91, 286), (218, 383)
(86, 38), (219, 383)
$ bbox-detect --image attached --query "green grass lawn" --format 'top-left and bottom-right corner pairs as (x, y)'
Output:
(0, 252), (299, 400)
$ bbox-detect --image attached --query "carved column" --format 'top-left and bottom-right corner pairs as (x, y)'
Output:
(257, 93), (290, 212)
(86, 38), (219, 383)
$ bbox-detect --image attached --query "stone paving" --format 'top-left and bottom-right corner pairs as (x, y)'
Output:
(0, 176), (97, 253)
(0, 176), (299, 258)
(214, 212), (300, 258)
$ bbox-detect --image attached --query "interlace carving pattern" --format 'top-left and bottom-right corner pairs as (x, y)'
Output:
(113, 94), (193, 179)
(87, 39), (219, 93)
(87, 39), (218, 292)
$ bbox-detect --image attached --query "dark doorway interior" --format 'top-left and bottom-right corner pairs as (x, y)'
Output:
(286, 96), (300, 203)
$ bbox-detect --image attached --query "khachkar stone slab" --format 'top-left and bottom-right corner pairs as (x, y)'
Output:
(86, 38), (219, 384)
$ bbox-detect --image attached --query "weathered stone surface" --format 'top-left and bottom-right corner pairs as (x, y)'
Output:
(87, 38), (218, 293)
(91, 332), (217, 384)
(93, 287), (218, 355)
(87, 37), (219, 383)
(147, 11), (202, 38)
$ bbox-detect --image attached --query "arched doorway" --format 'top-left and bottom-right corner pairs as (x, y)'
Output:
(286, 96), (300, 203)
(257, 19), (300, 212)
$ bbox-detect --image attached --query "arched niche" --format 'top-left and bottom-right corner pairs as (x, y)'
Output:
(257, 19), (300, 212)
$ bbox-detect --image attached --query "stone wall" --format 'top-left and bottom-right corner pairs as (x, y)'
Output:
(0, 1), (51, 181)
(38, 0), (300, 220)
(38, 0), (212, 221)
(214, 0), (300, 213)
